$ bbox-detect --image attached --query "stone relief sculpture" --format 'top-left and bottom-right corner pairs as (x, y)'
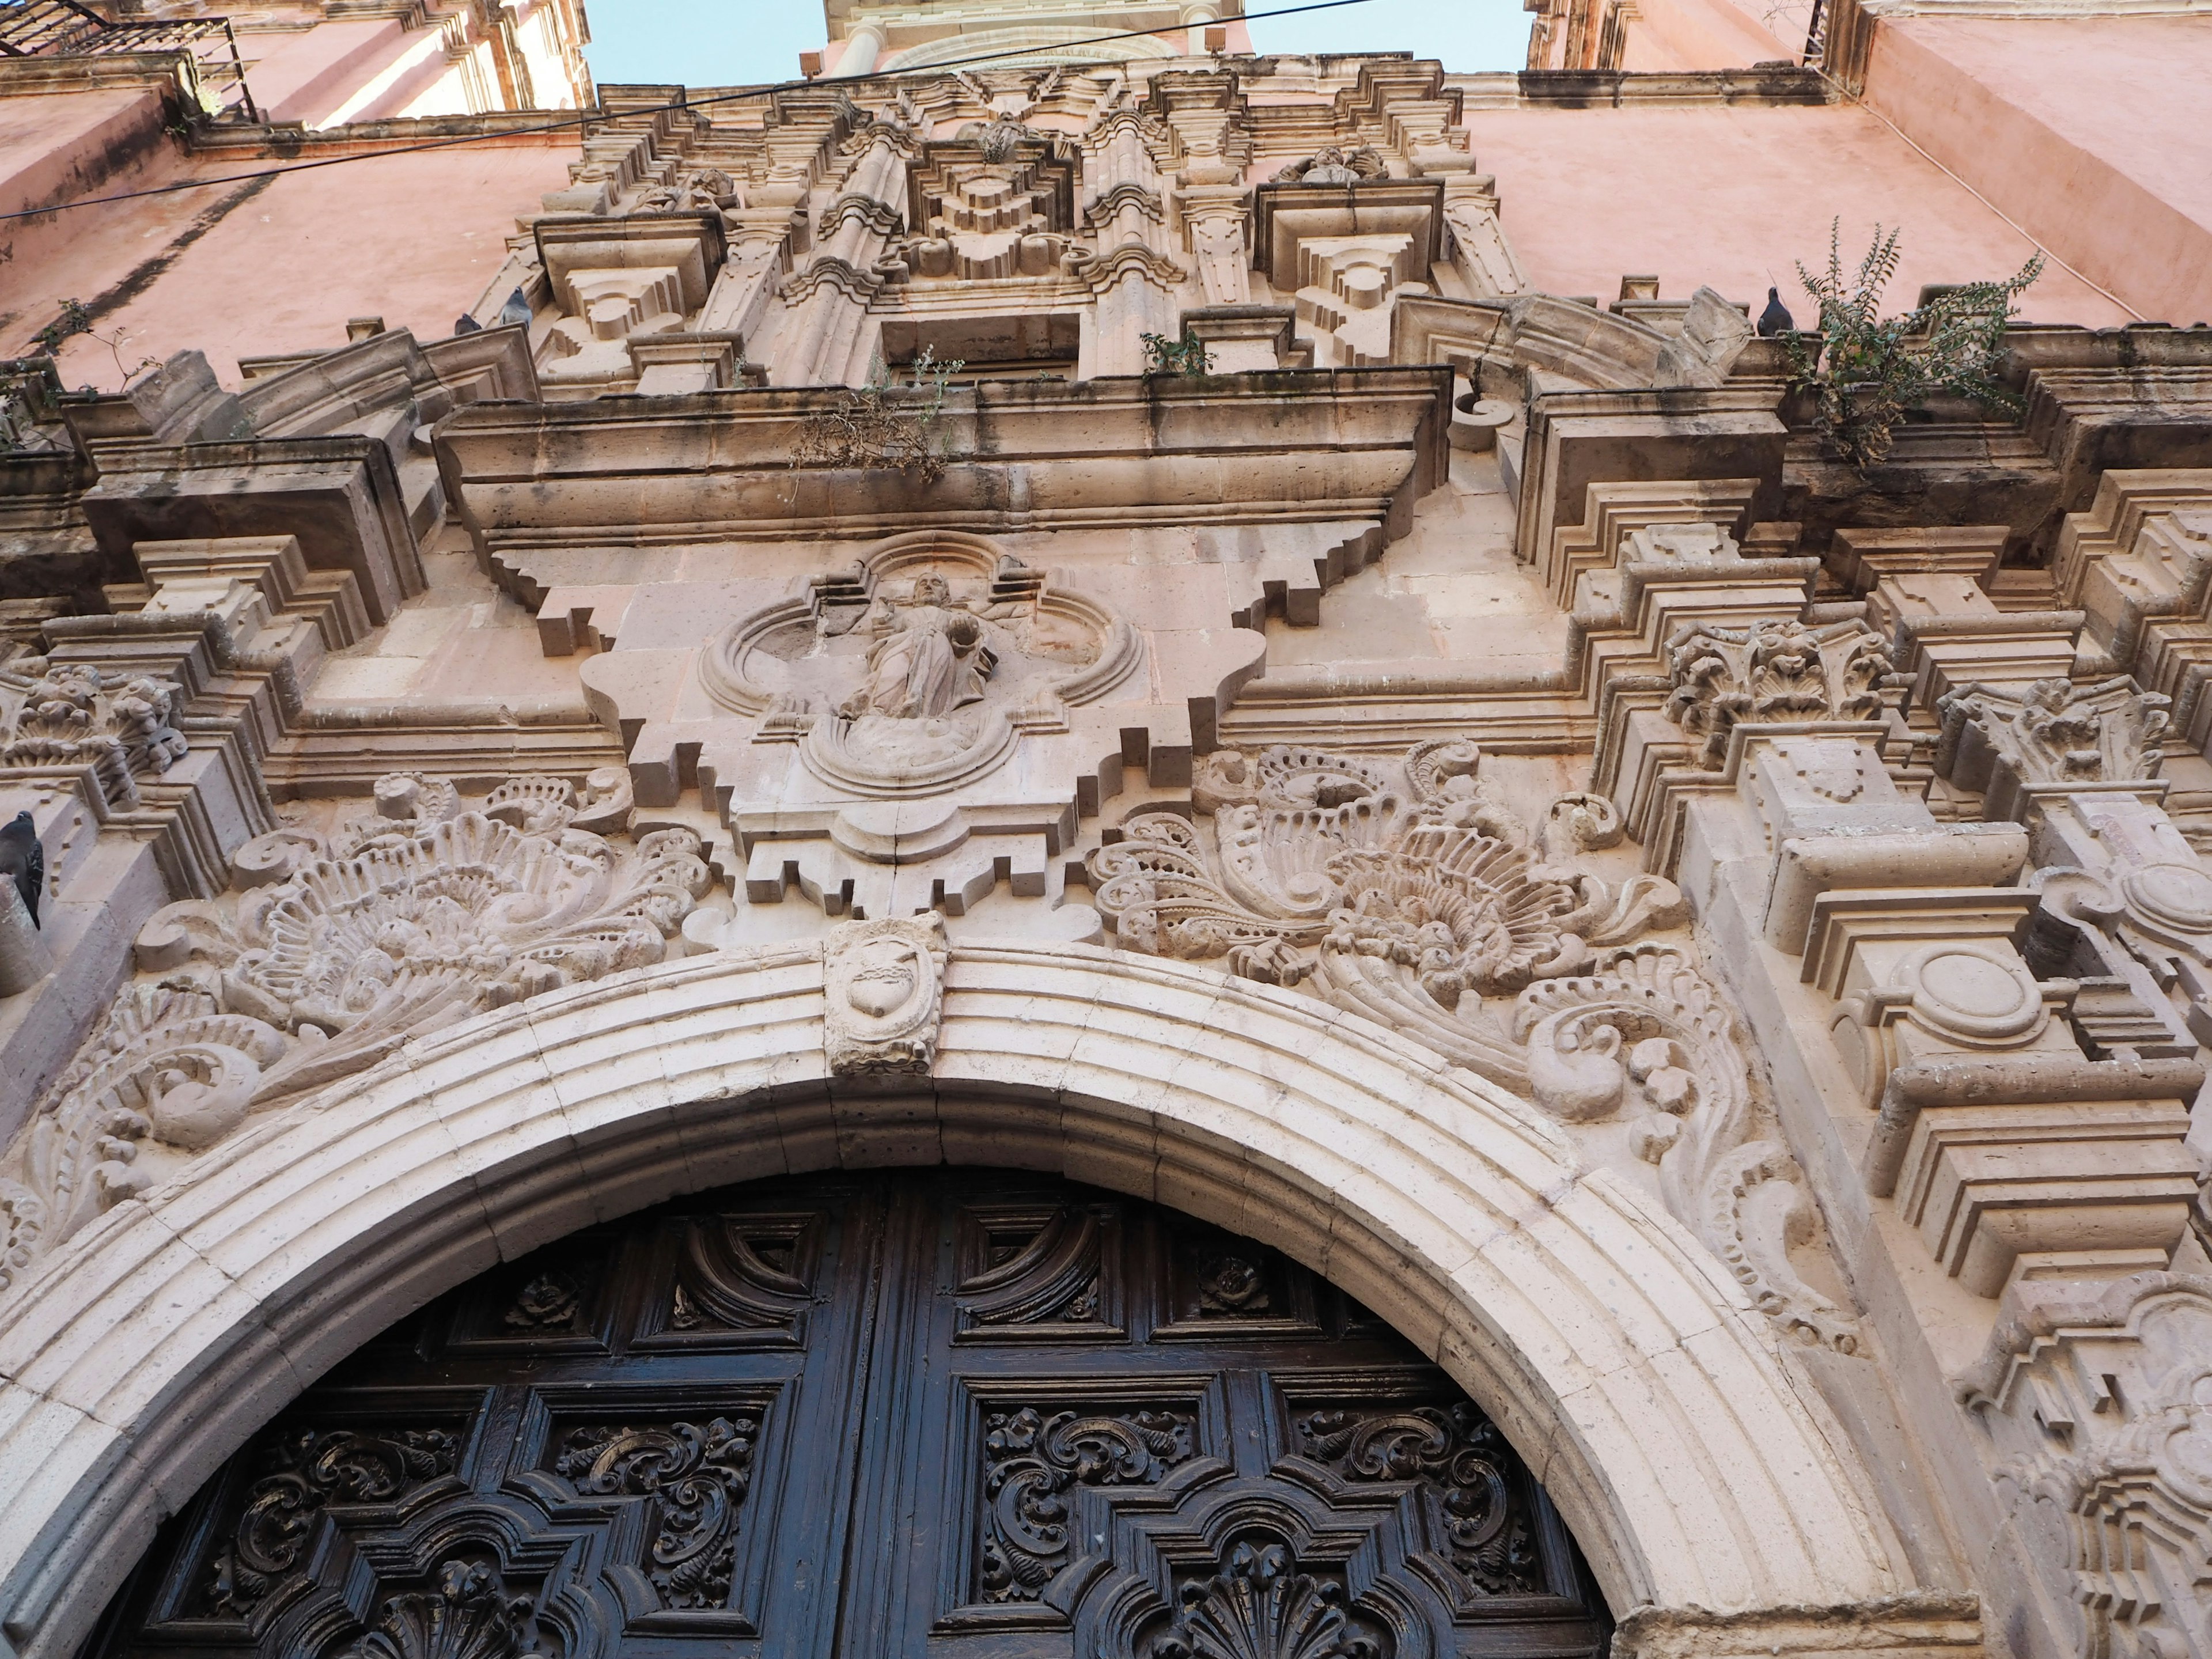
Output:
(824, 912), (950, 1074)
(1272, 146), (1388, 185)
(1, 657), (188, 810)
(1087, 740), (1855, 1350)
(0, 770), (709, 1294)
(1665, 618), (1893, 767)
(703, 533), (1142, 794)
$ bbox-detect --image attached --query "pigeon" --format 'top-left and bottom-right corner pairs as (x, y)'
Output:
(453, 313), (483, 335)
(1757, 286), (1796, 337)
(496, 286), (533, 329)
(0, 811), (42, 929)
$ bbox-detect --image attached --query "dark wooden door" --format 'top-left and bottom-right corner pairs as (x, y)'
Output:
(95, 1171), (1609, 1659)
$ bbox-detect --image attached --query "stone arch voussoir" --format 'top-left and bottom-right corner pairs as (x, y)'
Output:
(0, 941), (1907, 1659)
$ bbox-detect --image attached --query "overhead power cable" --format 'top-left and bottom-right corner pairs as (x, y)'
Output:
(0, 0), (1380, 222)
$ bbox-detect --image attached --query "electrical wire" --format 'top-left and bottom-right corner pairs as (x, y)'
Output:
(0, 0), (1380, 222)
(1810, 65), (2145, 322)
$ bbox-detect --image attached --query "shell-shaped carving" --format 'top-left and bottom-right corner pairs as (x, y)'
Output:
(1324, 825), (1577, 1001)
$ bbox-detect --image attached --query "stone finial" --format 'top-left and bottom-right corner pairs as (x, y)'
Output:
(823, 914), (950, 1076)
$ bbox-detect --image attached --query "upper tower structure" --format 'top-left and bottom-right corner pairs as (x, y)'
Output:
(817, 0), (1250, 77)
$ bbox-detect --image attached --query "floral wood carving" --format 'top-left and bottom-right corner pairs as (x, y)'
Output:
(1296, 1404), (1540, 1597)
(341, 1556), (548, 1659)
(824, 912), (949, 1074)
(199, 1426), (464, 1618)
(1664, 619), (1892, 767)
(979, 1406), (1196, 1603)
(0, 771), (707, 1297)
(0, 660), (187, 809)
(553, 1415), (761, 1609)
(1150, 1540), (1384, 1659)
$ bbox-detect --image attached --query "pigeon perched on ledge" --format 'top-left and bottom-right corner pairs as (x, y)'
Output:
(1758, 286), (1796, 337)
(0, 812), (42, 929)
(497, 287), (533, 329)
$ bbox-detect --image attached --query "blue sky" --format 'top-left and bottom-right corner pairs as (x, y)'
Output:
(581, 0), (1527, 88)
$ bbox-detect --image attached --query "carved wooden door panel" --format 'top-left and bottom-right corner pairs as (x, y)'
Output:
(94, 1171), (1608, 1659)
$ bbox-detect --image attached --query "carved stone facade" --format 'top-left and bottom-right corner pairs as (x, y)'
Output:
(5, 6), (2212, 1659)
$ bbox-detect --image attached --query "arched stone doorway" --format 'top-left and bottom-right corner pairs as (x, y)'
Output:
(86, 1167), (1611, 1659)
(0, 941), (1917, 1659)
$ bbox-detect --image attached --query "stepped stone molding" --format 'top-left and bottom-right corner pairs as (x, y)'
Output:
(0, 771), (707, 1297)
(0, 940), (1923, 1659)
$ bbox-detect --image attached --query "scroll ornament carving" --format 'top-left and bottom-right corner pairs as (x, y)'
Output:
(1088, 741), (1854, 1350)
(979, 1406), (1197, 1602)
(1150, 1540), (1383, 1659)
(1, 659), (187, 808)
(824, 912), (949, 1074)
(202, 1427), (464, 1617)
(1297, 1405), (1539, 1597)
(554, 1415), (760, 1609)
(1665, 619), (1892, 767)
(0, 770), (707, 1296)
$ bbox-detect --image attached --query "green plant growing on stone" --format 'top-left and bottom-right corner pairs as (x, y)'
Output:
(1784, 220), (2043, 469)
(791, 346), (965, 482)
(1140, 331), (1213, 377)
(29, 300), (93, 359)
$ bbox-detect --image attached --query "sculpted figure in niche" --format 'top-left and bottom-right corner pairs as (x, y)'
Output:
(837, 573), (998, 721)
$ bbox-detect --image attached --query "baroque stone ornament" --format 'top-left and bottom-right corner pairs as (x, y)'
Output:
(0, 772), (708, 1297)
(978, 1406), (1197, 1603)
(1089, 741), (1851, 1350)
(0, 658), (187, 809)
(701, 533), (1141, 796)
(1664, 618), (1892, 766)
(823, 912), (949, 1074)
(1937, 676), (2170, 811)
(552, 1416), (760, 1610)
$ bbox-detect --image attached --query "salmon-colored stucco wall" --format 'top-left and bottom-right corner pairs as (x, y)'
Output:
(1465, 101), (2133, 326)
(1866, 14), (2212, 325)
(14, 142), (575, 388)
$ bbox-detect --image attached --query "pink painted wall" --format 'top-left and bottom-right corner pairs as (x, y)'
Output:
(1864, 14), (2212, 325)
(16, 142), (574, 388)
(238, 20), (415, 127)
(1618, 0), (1794, 71)
(1464, 101), (2133, 325)
(0, 89), (172, 339)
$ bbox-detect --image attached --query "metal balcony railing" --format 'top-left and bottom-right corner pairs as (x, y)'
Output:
(0, 0), (258, 120)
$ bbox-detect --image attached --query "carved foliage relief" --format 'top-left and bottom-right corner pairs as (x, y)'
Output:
(0, 770), (707, 1296)
(1086, 740), (1853, 1350)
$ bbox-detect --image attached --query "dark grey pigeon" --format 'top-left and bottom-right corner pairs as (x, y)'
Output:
(497, 287), (533, 329)
(453, 313), (483, 335)
(1757, 286), (1795, 337)
(0, 811), (42, 929)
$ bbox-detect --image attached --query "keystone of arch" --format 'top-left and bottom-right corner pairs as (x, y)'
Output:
(0, 940), (1919, 1657)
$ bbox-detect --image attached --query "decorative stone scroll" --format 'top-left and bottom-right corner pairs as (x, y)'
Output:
(0, 770), (708, 1296)
(1088, 740), (1855, 1350)
(824, 912), (949, 1075)
(701, 532), (1142, 797)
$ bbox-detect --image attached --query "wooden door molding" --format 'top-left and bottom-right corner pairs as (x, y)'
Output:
(0, 941), (1925, 1659)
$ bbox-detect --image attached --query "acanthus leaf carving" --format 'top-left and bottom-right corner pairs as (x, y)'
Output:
(1664, 618), (1893, 767)
(0, 660), (187, 808)
(0, 775), (709, 1298)
(1937, 676), (2170, 804)
(552, 1415), (761, 1610)
(978, 1406), (1197, 1603)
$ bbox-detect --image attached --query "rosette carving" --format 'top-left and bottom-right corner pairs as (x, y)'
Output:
(0, 774), (708, 1298)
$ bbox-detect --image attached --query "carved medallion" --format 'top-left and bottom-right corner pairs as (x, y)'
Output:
(823, 912), (949, 1074)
